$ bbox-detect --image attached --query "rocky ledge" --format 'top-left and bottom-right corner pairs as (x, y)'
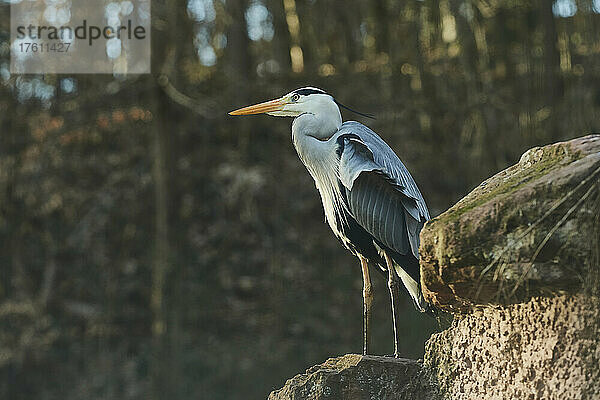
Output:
(267, 355), (436, 400)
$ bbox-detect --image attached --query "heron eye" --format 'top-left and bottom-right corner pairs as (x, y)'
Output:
(291, 94), (300, 102)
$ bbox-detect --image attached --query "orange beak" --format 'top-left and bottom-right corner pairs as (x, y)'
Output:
(228, 98), (287, 116)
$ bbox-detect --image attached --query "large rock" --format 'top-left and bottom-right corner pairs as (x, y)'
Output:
(420, 135), (600, 312)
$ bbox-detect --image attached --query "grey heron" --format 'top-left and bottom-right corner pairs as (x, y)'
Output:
(229, 87), (431, 357)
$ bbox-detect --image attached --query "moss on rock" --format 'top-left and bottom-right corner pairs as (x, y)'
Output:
(420, 135), (600, 312)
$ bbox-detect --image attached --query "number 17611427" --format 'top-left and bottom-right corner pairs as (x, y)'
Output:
(19, 42), (71, 53)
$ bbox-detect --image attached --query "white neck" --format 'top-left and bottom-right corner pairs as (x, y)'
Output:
(290, 104), (346, 238)
(291, 110), (341, 170)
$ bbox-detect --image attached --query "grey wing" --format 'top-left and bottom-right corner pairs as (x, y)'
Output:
(336, 122), (429, 258)
(346, 171), (415, 256)
(337, 121), (430, 221)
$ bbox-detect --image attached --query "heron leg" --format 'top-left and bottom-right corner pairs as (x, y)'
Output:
(384, 252), (401, 358)
(359, 255), (373, 355)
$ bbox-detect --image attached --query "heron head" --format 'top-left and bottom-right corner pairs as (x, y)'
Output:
(228, 87), (336, 118)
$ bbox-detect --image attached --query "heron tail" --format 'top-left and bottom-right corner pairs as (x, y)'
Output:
(411, 285), (437, 318)
(393, 265), (422, 308)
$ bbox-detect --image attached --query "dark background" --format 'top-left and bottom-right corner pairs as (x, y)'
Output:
(1, 0), (599, 399)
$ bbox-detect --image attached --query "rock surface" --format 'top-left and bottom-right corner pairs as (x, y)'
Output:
(426, 294), (600, 400)
(267, 354), (438, 400)
(420, 135), (600, 312)
(269, 136), (600, 400)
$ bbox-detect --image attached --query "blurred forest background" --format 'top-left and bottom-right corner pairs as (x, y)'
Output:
(1, 0), (600, 399)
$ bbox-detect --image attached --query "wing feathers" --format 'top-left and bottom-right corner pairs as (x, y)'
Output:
(337, 122), (430, 222)
(347, 173), (413, 256)
(337, 122), (429, 258)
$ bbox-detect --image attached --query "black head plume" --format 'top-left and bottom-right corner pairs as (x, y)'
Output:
(334, 99), (375, 120)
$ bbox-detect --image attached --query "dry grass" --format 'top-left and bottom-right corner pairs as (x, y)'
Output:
(477, 165), (600, 304)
